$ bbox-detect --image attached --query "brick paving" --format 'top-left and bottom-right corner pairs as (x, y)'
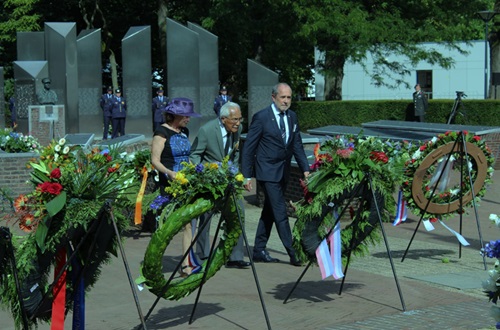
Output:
(1, 124), (500, 329)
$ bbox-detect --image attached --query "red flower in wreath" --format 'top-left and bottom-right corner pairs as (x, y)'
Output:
(50, 168), (61, 179)
(37, 182), (63, 195)
(370, 151), (389, 163)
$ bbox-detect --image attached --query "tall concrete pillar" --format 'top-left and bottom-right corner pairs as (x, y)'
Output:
(247, 59), (278, 124)
(44, 22), (78, 133)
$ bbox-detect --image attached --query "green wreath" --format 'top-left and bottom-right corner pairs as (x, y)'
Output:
(402, 131), (494, 221)
(140, 194), (242, 300)
(137, 160), (245, 300)
(292, 135), (408, 264)
(0, 140), (141, 329)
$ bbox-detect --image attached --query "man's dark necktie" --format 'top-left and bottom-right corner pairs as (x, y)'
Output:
(224, 133), (232, 155)
(279, 112), (286, 143)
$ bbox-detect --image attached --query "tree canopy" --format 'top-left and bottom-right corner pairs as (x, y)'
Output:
(0, 0), (495, 100)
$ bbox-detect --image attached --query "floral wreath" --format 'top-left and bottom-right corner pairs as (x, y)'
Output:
(137, 159), (245, 300)
(293, 134), (411, 264)
(0, 139), (143, 329)
(401, 131), (494, 222)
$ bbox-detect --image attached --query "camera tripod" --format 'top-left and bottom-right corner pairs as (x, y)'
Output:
(447, 91), (467, 124)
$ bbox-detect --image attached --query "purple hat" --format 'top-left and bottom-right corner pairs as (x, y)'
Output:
(165, 97), (201, 117)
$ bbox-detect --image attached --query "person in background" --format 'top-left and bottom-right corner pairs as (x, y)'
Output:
(413, 83), (428, 122)
(9, 97), (16, 129)
(190, 101), (251, 269)
(241, 82), (309, 267)
(150, 97), (201, 277)
(100, 86), (113, 140)
(110, 88), (127, 138)
(152, 88), (168, 132)
(37, 77), (58, 105)
(213, 86), (232, 116)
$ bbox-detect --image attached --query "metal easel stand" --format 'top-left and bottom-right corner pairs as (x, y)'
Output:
(0, 227), (30, 329)
(401, 132), (486, 270)
(105, 202), (148, 329)
(283, 173), (406, 311)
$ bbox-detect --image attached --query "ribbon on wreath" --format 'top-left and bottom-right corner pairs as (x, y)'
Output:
(316, 208), (344, 280)
(134, 166), (149, 225)
(51, 248), (67, 330)
(392, 190), (408, 226)
(422, 218), (470, 246)
(72, 257), (85, 330)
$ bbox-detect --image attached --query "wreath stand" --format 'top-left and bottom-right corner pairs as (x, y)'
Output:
(0, 226), (30, 329)
(283, 172), (406, 312)
(141, 187), (272, 330)
(401, 132), (487, 270)
(23, 202), (148, 329)
(447, 91), (467, 125)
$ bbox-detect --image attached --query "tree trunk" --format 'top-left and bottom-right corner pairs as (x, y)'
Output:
(157, 1), (168, 86)
(323, 52), (345, 100)
(491, 1), (500, 99)
(108, 50), (118, 90)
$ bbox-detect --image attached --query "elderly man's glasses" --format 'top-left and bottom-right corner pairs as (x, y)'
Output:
(225, 117), (244, 123)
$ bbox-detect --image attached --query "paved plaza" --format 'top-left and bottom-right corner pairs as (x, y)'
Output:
(1, 122), (500, 329)
(1, 175), (500, 330)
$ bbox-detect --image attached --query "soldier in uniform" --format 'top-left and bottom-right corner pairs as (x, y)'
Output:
(37, 77), (58, 105)
(413, 83), (428, 122)
(110, 88), (127, 138)
(152, 88), (168, 132)
(213, 86), (232, 116)
(100, 86), (114, 140)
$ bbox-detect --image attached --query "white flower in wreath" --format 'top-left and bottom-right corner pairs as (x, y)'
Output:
(58, 138), (66, 146)
(449, 188), (460, 196)
(490, 214), (500, 228)
(63, 146), (70, 154)
(412, 150), (422, 160)
(54, 144), (61, 152)
(431, 136), (438, 144)
(54, 153), (59, 161)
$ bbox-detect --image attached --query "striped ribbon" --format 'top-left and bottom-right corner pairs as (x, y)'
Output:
(392, 190), (408, 226)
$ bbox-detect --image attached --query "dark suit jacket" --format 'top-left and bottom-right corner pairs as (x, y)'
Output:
(213, 95), (232, 116)
(100, 93), (113, 115)
(152, 96), (168, 123)
(241, 105), (309, 182)
(109, 96), (127, 119)
(191, 118), (242, 164)
(413, 90), (428, 116)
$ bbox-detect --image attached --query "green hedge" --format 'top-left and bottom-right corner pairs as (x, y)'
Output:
(293, 99), (500, 131)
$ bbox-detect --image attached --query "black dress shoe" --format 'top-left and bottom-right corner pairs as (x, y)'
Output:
(290, 258), (303, 267)
(225, 260), (251, 269)
(252, 251), (280, 263)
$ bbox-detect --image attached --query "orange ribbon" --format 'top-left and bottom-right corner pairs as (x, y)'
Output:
(51, 248), (66, 330)
(134, 167), (148, 225)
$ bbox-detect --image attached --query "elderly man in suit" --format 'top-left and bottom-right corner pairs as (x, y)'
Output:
(241, 82), (309, 266)
(190, 102), (251, 269)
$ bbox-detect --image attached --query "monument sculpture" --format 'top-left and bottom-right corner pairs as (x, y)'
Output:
(36, 77), (58, 105)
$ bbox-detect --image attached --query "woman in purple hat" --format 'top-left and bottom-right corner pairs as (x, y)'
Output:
(151, 97), (201, 277)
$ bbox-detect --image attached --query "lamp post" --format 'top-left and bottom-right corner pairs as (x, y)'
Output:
(478, 10), (497, 99)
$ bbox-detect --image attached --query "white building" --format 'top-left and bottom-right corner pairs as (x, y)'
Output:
(315, 40), (489, 101)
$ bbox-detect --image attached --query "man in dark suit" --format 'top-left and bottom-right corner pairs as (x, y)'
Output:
(190, 102), (251, 269)
(413, 83), (428, 122)
(241, 82), (310, 266)
(213, 86), (232, 116)
(109, 88), (127, 138)
(152, 88), (168, 132)
(100, 86), (113, 140)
